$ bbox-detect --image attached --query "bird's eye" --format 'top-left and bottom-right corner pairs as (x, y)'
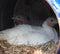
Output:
(17, 16), (21, 18)
(18, 17), (20, 18)
(51, 19), (53, 22)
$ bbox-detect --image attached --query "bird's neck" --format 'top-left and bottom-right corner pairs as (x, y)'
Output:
(42, 22), (52, 29)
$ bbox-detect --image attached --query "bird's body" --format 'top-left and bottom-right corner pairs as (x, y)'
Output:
(0, 18), (58, 46)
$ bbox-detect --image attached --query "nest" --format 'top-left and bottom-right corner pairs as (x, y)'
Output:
(0, 40), (58, 54)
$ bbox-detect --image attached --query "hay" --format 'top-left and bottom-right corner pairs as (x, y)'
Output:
(0, 40), (58, 54)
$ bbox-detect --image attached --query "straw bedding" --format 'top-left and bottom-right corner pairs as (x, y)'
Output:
(0, 40), (58, 54)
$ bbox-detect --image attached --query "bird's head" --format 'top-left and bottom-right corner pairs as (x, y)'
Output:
(43, 17), (58, 27)
(12, 15), (28, 25)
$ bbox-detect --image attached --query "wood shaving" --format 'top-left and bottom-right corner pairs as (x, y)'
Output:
(0, 40), (58, 54)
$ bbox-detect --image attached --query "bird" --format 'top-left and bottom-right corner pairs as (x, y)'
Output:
(0, 17), (58, 46)
(12, 15), (28, 26)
